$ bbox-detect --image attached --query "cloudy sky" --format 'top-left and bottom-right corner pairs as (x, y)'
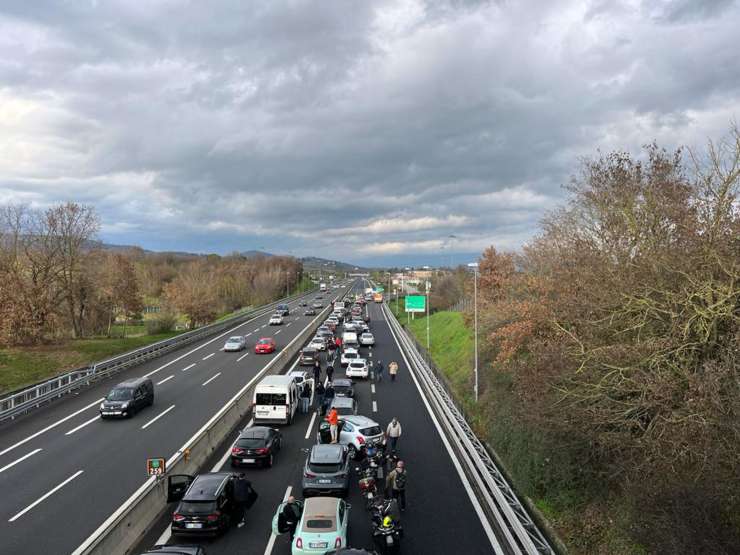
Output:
(1, 0), (738, 266)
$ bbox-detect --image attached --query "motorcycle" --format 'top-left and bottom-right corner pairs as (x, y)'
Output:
(369, 498), (403, 554)
(356, 465), (378, 509)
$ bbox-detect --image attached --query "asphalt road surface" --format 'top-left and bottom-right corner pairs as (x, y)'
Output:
(138, 289), (497, 554)
(0, 283), (352, 555)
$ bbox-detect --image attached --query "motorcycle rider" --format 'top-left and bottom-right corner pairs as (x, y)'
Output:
(385, 460), (407, 511)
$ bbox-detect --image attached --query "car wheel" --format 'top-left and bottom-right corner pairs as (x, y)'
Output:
(265, 454), (274, 468)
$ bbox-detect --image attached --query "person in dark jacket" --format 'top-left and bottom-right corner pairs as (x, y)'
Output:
(300, 381), (311, 413)
(234, 473), (257, 527)
(322, 382), (335, 414)
(315, 381), (326, 414)
(279, 496), (303, 540)
(326, 363), (334, 382)
(312, 360), (321, 384)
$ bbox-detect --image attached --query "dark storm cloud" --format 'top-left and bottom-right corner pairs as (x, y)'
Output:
(1, 0), (739, 265)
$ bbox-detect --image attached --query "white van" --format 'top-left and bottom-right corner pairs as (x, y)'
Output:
(253, 375), (299, 425)
(342, 331), (359, 348)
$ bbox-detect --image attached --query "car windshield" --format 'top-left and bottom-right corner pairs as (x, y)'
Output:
(309, 461), (343, 473)
(258, 339), (272, 344)
(349, 362), (364, 368)
(360, 425), (382, 436)
(178, 501), (217, 515)
(237, 436), (266, 448)
(107, 388), (133, 401)
(228, 337), (242, 342)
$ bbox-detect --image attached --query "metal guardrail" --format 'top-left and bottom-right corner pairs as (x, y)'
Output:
(0, 290), (318, 424)
(382, 302), (554, 555)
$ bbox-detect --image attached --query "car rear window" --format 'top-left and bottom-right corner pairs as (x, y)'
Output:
(228, 336), (243, 342)
(349, 361), (363, 367)
(237, 436), (266, 448)
(178, 501), (216, 515)
(360, 425), (381, 436)
(309, 461), (343, 473)
(256, 393), (287, 405)
(306, 518), (335, 530)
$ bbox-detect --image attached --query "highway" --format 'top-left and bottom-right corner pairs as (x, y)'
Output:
(138, 284), (498, 554)
(0, 285), (348, 555)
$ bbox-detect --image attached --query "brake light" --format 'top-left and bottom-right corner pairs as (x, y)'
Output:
(206, 512), (220, 522)
(173, 513), (185, 522)
(232, 447), (245, 455)
(256, 448), (269, 455)
(304, 471), (316, 478)
(296, 538), (303, 548)
(335, 537), (342, 548)
(357, 436), (365, 445)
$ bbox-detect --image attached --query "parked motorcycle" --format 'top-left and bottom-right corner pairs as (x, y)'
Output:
(370, 499), (402, 554)
(356, 465), (378, 509)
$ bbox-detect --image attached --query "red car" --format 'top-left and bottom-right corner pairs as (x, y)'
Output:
(255, 337), (276, 354)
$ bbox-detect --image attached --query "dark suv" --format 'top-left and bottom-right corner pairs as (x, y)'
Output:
(99, 377), (154, 418)
(302, 444), (350, 497)
(168, 473), (238, 536)
(276, 303), (290, 316)
(299, 348), (319, 366)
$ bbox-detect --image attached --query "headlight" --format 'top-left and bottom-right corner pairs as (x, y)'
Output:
(100, 402), (105, 410)
(121, 402), (129, 408)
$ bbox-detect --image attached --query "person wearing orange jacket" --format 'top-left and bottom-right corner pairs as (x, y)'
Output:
(326, 408), (339, 443)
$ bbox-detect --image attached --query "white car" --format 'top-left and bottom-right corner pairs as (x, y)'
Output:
(288, 370), (310, 384)
(359, 332), (375, 346)
(309, 337), (327, 351)
(346, 358), (369, 378)
(269, 314), (284, 325)
(340, 348), (360, 367)
(223, 335), (247, 352)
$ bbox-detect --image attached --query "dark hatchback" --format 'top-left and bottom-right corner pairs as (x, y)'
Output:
(168, 473), (237, 537)
(332, 379), (354, 398)
(230, 426), (282, 468)
(300, 348), (319, 366)
(100, 377), (153, 418)
(304, 307), (317, 316)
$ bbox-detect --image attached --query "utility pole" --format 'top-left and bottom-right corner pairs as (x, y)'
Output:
(425, 280), (431, 352)
(468, 263), (479, 402)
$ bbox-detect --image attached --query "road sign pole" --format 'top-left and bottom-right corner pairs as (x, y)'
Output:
(425, 280), (430, 352)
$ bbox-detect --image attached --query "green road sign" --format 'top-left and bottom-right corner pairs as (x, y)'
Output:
(405, 295), (426, 312)
(375, 286), (384, 292)
(147, 457), (166, 476)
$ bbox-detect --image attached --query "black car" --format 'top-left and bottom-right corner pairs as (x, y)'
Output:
(304, 307), (317, 316)
(230, 426), (282, 467)
(276, 303), (290, 316)
(300, 300), (308, 307)
(141, 546), (206, 555)
(332, 378), (354, 398)
(300, 348), (319, 366)
(99, 377), (154, 418)
(168, 473), (237, 536)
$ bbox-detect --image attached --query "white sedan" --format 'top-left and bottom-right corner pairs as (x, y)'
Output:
(359, 332), (375, 346)
(346, 358), (369, 378)
(223, 336), (247, 352)
(269, 314), (284, 325)
(341, 348), (360, 367)
(309, 337), (327, 351)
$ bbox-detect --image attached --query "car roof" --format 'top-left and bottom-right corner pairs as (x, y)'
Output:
(184, 472), (231, 500)
(332, 378), (352, 386)
(310, 443), (345, 462)
(343, 415), (378, 427)
(115, 377), (150, 388)
(304, 496), (340, 517)
(258, 374), (292, 386)
(239, 425), (271, 438)
(330, 397), (354, 408)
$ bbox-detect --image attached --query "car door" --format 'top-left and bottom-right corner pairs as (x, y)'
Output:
(271, 502), (288, 535)
(134, 386), (145, 411)
(337, 500), (348, 543)
(167, 474), (195, 503)
(339, 421), (352, 445)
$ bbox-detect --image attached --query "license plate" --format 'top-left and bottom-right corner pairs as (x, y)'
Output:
(243, 458), (255, 463)
(318, 479), (331, 484)
(309, 542), (328, 548)
(185, 523), (203, 529)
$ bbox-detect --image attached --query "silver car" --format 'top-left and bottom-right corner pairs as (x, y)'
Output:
(359, 332), (375, 346)
(223, 335), (247, 352)
(269, 314), (284, 325)
(302, 444), (350, 497)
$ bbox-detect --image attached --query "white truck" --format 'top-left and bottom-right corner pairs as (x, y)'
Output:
(320, 282), (327, 292)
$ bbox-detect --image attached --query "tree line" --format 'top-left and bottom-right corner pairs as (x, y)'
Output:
(0, 203), (304, 346)
(473, 129), (739, 552)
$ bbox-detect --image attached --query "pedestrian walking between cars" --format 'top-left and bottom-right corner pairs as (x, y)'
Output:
(386, 460), (407, 511)
(389, 361), (399, 381)
(386, 417), (402, 453)
(375, 360), (384, 383)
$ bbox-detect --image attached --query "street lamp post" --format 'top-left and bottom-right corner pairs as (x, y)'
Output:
(425, 280), (431, 352)
(467, 262), (479, 402)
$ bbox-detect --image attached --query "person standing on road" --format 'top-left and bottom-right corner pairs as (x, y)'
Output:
(327, 408), (339, 443)
(335, 336), (342, 350)
(300, 381), (311, 414)
(375, 360), (384, 383)
(234, 473), (253, 527)
(326, 363), (334, 382)
(386, 417), (402, 453)
(313, 360), (321, 384)
(315, 381), (326, 414)
(385, 461), (407, 511)
(389, 361), (399, 382)
(280, 496), (303, 540)
(323, 382), (335, 415)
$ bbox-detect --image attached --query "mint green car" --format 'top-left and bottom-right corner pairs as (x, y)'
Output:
(272, 497), (349, 554)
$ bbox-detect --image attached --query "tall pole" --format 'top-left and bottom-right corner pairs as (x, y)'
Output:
(473, 267), (479, 402)
(425, 280), (430, 352)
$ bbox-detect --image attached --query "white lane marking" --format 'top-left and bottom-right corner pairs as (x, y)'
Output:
(274, 329), (282, 335)
(202, 353), (215, 361)
(383, 305), (503, 553)
(304, 411), (317, 440)
(371, 384), (376, 394)
(0, 448), (42, 474)
(141, 405), (176, 430)
(154, 523), (172, 546)
(261, 324), (267, 328)
(372, 400), (378, 413)
(254, 328), (260, 333)
(181, 363), (196, 372)
(8, 470), (84, 522)
(286, 322), (292, 327)
(201, 372), (222, 387)
(369, 351), (373, 358)
(212, 418), (254, 472)
(65, 415), (100, 436)
(245, 332), (252, 337)
(0, 398), (104, 458)
(237, 352), (249, 362)
(263, 486), (293, 555)
(156, 375), (174, 385)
